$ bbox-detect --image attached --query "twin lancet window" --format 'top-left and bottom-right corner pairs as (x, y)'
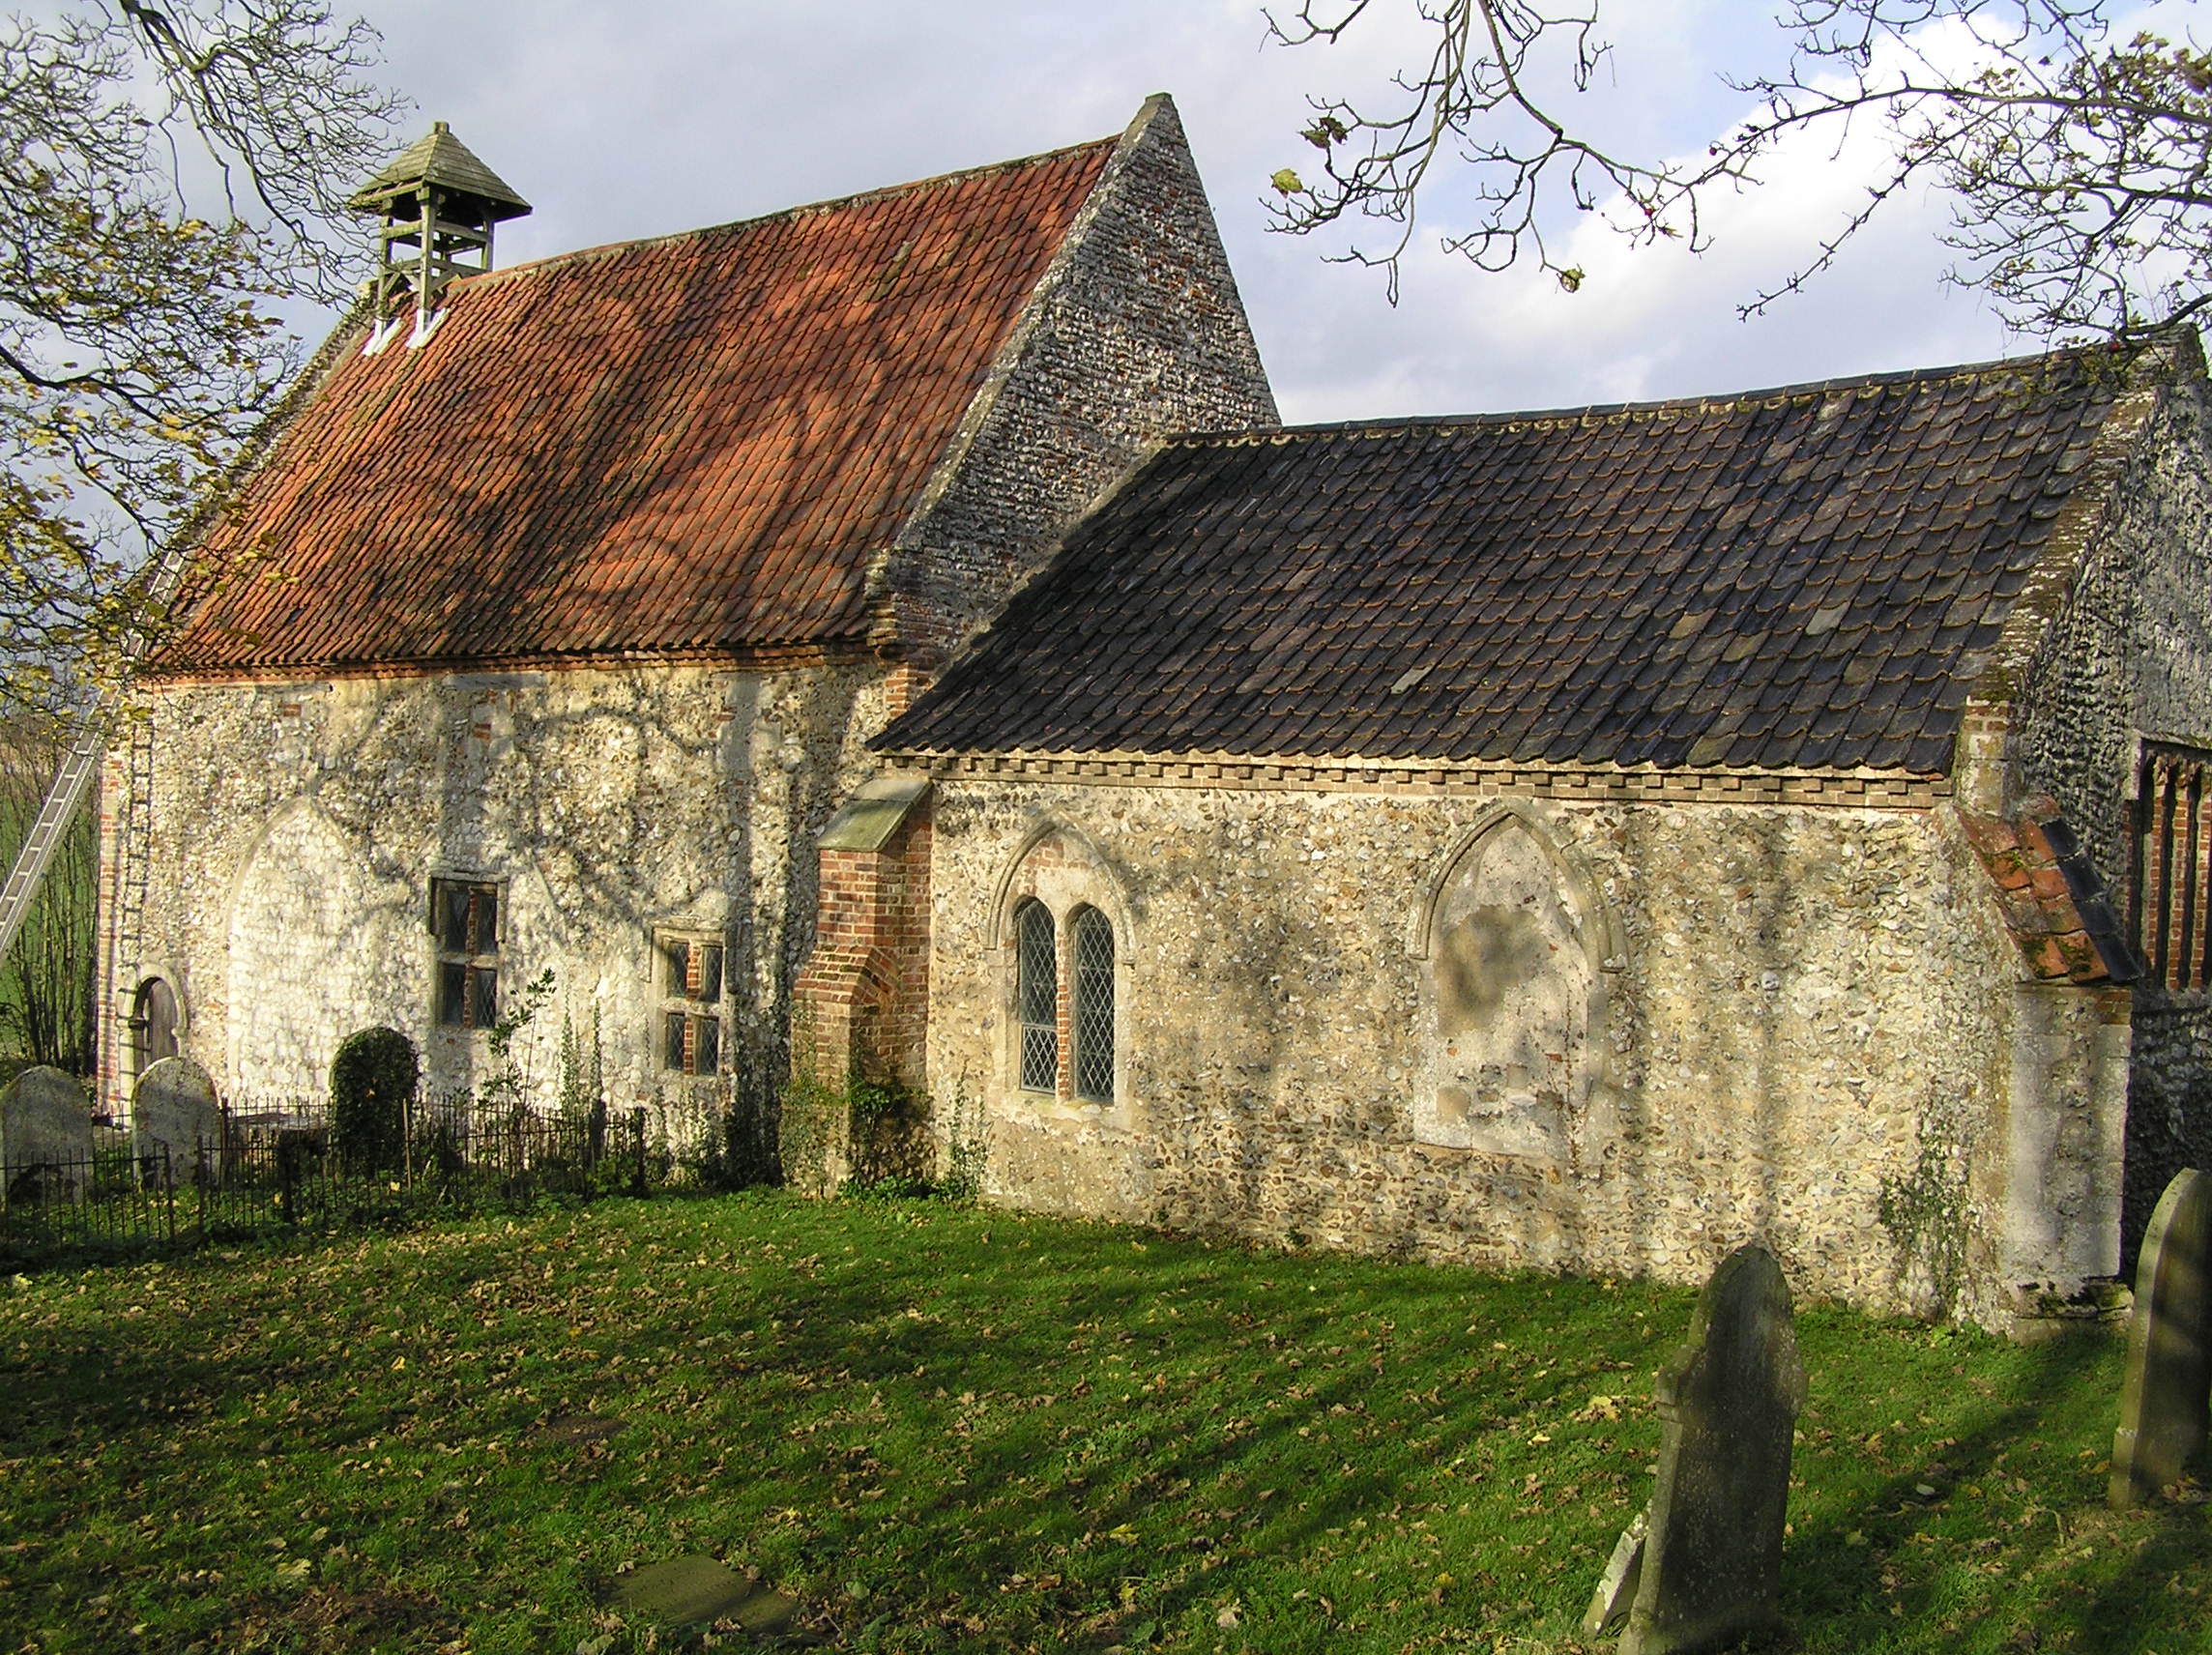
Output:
(2137, 743), (2212, 992)
(1014, 900), (1116, 1101)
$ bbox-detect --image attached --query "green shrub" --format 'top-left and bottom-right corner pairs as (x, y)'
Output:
(329, 1027), (417, 1176)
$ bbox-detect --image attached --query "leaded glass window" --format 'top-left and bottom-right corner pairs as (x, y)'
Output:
(431, 879), (500, 1028)
(1016, 899), (1057, 1091)
(657, 932), (725, 1075)
(1072, 907), (1115, 1101)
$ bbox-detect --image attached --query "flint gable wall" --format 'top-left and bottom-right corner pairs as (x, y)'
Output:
(2002, 363), (2212, 1255)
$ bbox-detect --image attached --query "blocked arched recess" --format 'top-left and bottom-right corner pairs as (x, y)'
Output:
(1409, 802), (1624, 1162)
(224, 798), (401, 1101)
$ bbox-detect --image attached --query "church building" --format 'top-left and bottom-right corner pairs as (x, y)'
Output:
(95, 98), (1274, 1144)
(96, 101), (2212, 1331)
(856, 336), (2212, 1331)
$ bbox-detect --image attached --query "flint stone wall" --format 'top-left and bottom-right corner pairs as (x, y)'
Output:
(2008, 363), (2212, 1266)
(101, 659), (903, 1120)
(921, 775), (2092, 1320)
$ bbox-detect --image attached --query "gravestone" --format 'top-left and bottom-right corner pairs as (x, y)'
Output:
(0, 1065), (93, 1205)
(131, 1058), (223, 1186)
(1581, 1509), (1647, 1640)
(2110, 1167), (2211, 1509)
(1598, 1242), (1805, 1655)
(614, 1555), (796, 1633)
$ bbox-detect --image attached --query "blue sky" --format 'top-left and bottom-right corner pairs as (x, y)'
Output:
(352, 0), (2032, 421)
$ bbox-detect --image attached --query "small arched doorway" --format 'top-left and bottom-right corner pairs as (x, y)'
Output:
(129, 976), (180, 1086)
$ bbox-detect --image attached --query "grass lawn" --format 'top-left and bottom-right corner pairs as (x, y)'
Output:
(0, 1191), (2203, 1655)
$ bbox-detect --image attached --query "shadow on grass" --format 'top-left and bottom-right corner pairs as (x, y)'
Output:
(5, 1196), (2200, 1655)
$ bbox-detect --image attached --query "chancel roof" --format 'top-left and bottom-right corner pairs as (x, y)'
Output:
(881, 349), (2154, 775)
(155, 134), (1119, 678)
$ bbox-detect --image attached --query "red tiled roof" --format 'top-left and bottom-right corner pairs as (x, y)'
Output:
(1962, 798), (2141, 984)
(155, 136), (1119, 677)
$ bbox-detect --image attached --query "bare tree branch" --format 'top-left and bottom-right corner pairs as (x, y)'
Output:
(0, 2), (402, 718)
(1266, 0), (2212, 341)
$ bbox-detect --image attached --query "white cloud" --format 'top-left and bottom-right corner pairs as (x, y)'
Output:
(349, 0), (2060, 421)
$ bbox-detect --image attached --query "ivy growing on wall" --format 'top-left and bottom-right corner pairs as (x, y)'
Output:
(329, 1026), (417, 1176)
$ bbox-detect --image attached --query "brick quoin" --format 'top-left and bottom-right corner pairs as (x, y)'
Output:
(794, 801), (932, 1089)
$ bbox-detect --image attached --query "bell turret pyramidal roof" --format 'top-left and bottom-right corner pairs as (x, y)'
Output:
(346, 120), (532, 218)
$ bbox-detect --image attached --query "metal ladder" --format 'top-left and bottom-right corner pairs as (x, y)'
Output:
(0, 528), (199, 964)
(0, 714), (114, 960)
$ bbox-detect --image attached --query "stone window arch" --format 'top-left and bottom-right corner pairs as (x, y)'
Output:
(990, 824), (1131, 1110)
(1412, 810), (1615, 1158)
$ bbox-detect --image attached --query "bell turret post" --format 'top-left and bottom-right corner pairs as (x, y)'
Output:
(348, 120), (531, 343)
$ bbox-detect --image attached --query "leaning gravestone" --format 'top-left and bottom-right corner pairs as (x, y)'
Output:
(131, 1057), (223, 1186)
(1586, 1242), (1806, 1655)
(2110, 1167), (2211, 1509)
(0, 1065), (93, 1205)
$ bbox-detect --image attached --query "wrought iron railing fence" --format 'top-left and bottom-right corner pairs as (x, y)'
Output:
(0, 1103), (652, 1264)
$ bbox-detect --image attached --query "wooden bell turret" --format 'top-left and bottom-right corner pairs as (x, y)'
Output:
(348, 121), (531, 343)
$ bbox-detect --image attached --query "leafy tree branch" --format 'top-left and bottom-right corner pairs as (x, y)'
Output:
(0, 1), (401, 716)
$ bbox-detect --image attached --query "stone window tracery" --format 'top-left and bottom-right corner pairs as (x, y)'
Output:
(1001, 832), (1125, 1108)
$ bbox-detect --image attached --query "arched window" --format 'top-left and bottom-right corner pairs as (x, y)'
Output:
(1071, 907), (1115, 1101)
(1016, 899), (1058, 1092)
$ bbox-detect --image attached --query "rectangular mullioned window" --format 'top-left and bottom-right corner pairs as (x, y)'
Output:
(432, 879), (501, 1028)
(659, 933), (724, 1075)
(2136, 742), (2212, 992)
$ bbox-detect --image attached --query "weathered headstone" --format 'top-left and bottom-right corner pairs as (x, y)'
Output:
(1581, 1508), (1647, 1640)
(2110, 1167), (2211, 1509)
(1604, 1242), (1805, 1655)
(131, 1057), (223, 1186)
(0, 1065), (93, 1205)
(614, 1555), (796, 1632)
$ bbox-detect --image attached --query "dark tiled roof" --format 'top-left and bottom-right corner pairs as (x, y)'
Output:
(156, 135), (1118, 677)
(881, 350), (2142, 773)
